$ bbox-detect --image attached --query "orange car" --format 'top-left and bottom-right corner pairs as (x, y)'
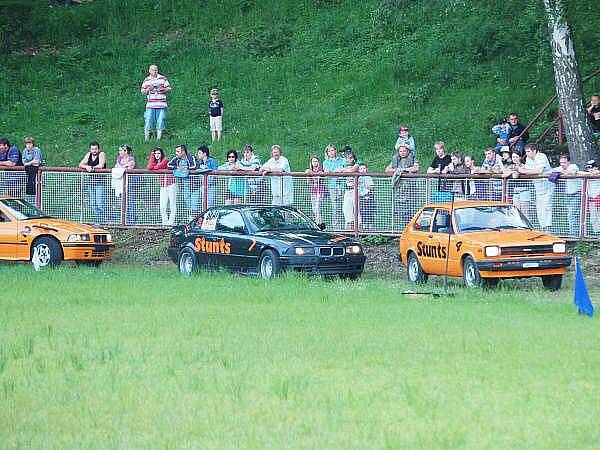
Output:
(0, 197), (113, 267)
(399, 201), (571, 289)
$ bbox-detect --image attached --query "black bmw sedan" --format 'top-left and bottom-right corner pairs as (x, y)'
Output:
(167, 205), (365, 278)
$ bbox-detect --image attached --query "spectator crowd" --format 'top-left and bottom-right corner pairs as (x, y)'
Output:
(1, 62), (600, 235)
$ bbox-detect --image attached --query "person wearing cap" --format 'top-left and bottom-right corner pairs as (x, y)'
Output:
(516, 143), (554, 232)
(209, 88), (224, 142)
(239, 145), (262, 204)
(394, 126), (415, 155)
(140, 64), (172, 141)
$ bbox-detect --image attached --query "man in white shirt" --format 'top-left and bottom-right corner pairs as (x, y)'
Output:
(517, 144), (554, 231)
(553, 154), (581, 237)
(261, 145), (293, 206)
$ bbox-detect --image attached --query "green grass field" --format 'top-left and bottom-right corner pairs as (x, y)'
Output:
(2, 265), (599, 449)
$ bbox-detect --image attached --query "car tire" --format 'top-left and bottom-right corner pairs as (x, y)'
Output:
(178, 248), (197, 276)
(259, 249), (281, 279)
(463, 255), (483, 288)
(407, 252), (428, 284)
(32, 237), (63, 268)
(542, 274), (562, 290)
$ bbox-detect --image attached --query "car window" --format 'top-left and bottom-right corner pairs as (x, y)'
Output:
(246, 207), (318, 231)
(454, 205), (532, 232)
(0, 211), (10, 222)
(413, 208), (434, 231)
(432, 209), (453, 234)
(216, 210), (246, 233)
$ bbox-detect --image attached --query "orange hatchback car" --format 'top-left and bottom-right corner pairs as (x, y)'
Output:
(0, 197), (114, 268)
(399, 201), (571, 289)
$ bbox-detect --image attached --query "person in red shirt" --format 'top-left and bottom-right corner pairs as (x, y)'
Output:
(148, 147), (177, 225)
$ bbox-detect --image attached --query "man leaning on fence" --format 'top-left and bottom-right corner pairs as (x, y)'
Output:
(78, 141), (106, 224)
(386, 144), (419, 225)
(517, 143), (554, 232)
(553, 154), (580, 237)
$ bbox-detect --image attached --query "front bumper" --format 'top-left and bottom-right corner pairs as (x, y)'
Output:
(281, 254), (366, 275)
(62, 243), (114, 260)
(476, 256), (571, 273)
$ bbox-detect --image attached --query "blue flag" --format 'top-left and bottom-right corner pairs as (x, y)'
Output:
(574, 257), (594, 317)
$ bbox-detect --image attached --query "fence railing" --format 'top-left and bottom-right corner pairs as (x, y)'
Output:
(1, 166), (599, 239)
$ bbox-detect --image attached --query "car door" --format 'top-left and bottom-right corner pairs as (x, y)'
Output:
(0, 209), (18, 260)
(213, 209), (256, 270)
(410, 207), (437, 273)
(429, 208), (462, 276)
(190, 209), (219, 269)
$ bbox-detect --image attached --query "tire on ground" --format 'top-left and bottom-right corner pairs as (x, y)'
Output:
(32, 236), (63, 267)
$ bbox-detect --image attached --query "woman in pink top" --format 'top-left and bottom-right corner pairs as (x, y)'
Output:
(148, 147), (177, 225)
(305, 154), (325, 226)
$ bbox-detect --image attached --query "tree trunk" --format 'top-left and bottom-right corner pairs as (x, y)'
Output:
(543, 0), (598, 167)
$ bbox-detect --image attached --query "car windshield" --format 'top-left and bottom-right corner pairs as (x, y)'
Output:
(1, 199), (50, 220)
(246, 207), (319, 232)
(454, 205), (532, 233)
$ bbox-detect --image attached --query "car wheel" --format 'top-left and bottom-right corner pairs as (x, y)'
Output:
(178, 248), (197, 275)
(259, 249), (281, 279)
(542, 274), (562, 290)
(463, 255), (483, 288)
(32, 237), (63, 268)
(407, 252), (428, 284)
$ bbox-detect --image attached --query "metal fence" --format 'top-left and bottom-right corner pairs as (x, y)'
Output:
(1, 166), (599, 239)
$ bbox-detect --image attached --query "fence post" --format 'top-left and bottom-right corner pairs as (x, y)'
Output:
(203, 173), (208, 211)
(502, 176), (508, 203)
(121, 171), (127, 226)
(35, 168), (42, 209)
(354, 174), (359, 237)
(80, 171), (84, 224)
(580, 178), (588, 238)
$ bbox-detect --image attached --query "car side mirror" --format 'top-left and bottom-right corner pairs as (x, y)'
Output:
(318, 223), (326, 231)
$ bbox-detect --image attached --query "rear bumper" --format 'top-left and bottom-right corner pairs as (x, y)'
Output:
(476, 256), (571, 274)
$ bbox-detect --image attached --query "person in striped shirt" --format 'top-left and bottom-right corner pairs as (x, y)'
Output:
(141, 64), (172, 141)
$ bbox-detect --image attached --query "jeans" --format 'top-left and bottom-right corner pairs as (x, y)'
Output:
(160, 183), (178, 225)
(328, 187), (342, 228)
(565, 192), (581, 237)
(88, 184), (105, 224)
(144, 108), (167, 130)
(180, 178), (199, 218)
(534, 181), (554, 230)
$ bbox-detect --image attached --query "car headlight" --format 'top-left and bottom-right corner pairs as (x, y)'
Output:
(553, 243), (566, 253)
(346, 245), (362, 255)
(106, 234), (112, 242)
(67, 234), (91, 242)
(294, 247), (314, 256)
(484, 246), (500, 257)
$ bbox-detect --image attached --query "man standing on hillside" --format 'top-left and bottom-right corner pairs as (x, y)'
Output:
(141, 64), (172, 141)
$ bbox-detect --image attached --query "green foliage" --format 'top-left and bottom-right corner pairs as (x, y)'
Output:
(0, 0), (598, 168)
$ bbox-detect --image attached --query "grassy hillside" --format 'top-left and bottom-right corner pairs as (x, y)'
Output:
(1, 0), (598, 169)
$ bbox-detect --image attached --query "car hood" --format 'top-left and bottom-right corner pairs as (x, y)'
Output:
(461, 229), (562, 247)
(24, 219), (109, 236)
(255, 230), (357, 246)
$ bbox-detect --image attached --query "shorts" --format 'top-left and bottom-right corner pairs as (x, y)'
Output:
(210, 115), (222, 132)
(144, 108), (167, 130)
